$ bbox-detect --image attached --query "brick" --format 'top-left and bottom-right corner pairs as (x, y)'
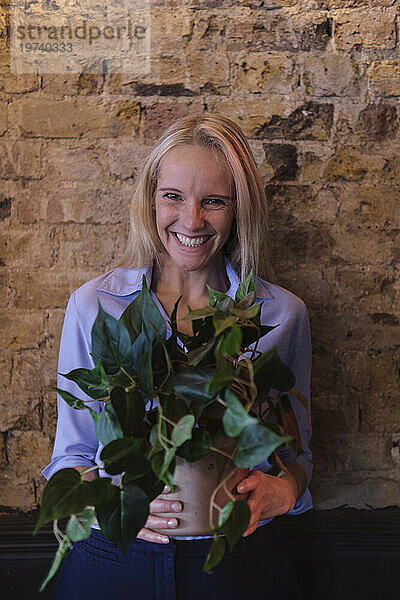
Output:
(107, 139), (151, 179)
(3, 73), (39, 93)
(362, 392), (400, 435)
(0, 225), (54, 268)
(323, 147), (385, 181)
(11, 97), (142, 138)
(207, 96), (298, 139)
(43, 180), (129, 224)
(0, 476), (37, 510)
(258, 102), (333, 141)
(5, 430), (53, 479)
(303, 55), (358, 97)
(41, 73), (104, 96)
(43, 145), (102, 181)
(226, 8), (330, 52)
(331, 227), (398, 268)
(357, 103), (399, 140)
(0, 101), (6, 134)
(271, 223), (336, 266)
(0, 312), (44, 350)
(0, 195), (11, 220)
(338, 183), (400, 227)
(232, 53), (295, 95)
(54, 223), (127, 269)
(0, 139), (43, 178)
(267, 184), (340, 226)
(142, 100), (206, 141)
(340, 351), (398, 394)
(368, 61), (400, 96)
(7, 269), (92, 310)
(263, 143), (298, 181)
(334, 9), (397, 51)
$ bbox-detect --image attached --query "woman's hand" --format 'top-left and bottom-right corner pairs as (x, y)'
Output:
(137, 486), (182, 544)
(236, 470), (299, 537)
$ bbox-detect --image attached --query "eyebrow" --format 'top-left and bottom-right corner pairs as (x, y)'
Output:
(158, 187), (232, 200)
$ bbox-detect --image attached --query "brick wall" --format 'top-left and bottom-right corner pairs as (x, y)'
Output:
(0, 1), (399, 511)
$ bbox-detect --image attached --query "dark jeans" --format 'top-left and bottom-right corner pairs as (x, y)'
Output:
(53, 519), (300, 600)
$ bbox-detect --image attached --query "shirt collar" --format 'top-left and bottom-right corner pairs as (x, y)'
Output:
(97, 257), (274, 301)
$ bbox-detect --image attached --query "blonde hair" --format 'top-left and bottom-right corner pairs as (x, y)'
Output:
(121, 112), (273, 282)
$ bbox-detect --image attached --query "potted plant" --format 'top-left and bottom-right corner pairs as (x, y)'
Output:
(35, 272), (306, 591)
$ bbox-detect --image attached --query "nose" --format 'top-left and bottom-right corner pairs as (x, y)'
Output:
(181, 200), (205, 232)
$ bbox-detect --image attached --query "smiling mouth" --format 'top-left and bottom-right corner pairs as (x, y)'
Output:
(174, 232), (212, 247)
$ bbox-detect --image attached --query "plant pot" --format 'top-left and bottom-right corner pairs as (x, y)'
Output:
(153, 442), (249, 536)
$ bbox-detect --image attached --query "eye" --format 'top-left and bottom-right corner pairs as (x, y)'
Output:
(164, 193), (182, 200)
(203, 198), (226, 208)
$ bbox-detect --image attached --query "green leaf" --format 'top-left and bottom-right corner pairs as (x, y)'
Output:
(120, 289), (145, 342)
(206, 364), (238, 394)
(222, 389), (258, 437)
(213, 315), (237, 337)
(60, 361), (109, 400)
(171, 415), (195, 447)
(52, 387), (85, 411)
(203, 536), (226, 573)
(206, 285), (230, 307)
(177, 429), (211, 462)
(96, 477), (150, 553)
(140, 276), (167, 342)
(39, 535), (70, 592)
(183, 306), (219, 320)
(110, 387), (145, 438)
(219, 500), (251, 552)
(253, 347), (295, 394)
(95, 401), (124, 446)
(91, 301), (133, 374)
(234, 422), (288, 468)
(187, 338), (216, 367)
(53, 386), (100, 423)
(100, 438), (151, 477)
(65, 508), (95, 542)
(132, 331), (154, 393)
(215, 296), (234, 313)
(86, 477), (117, 506)
(235, 291), (256, 310)
(231, 304), (261, 320)
(151, 447), (176, 488)
(222, 324), (242, 356)
(170, 368), (215, 404)
(235, 271), (256, 303)
(34, 469), (93, 532)
(123, 471), (164, 504)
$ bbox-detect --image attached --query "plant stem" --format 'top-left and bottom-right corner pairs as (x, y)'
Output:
(210, 446), (233, 460)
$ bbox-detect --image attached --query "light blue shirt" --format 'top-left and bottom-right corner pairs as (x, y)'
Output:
(42, 258), (313, 538)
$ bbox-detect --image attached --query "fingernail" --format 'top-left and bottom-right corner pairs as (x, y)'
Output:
(161, 536), (169, 544)
(237, 486), (244, 493)
(172, 502), (182, 512)
(168, 518), (177, 527)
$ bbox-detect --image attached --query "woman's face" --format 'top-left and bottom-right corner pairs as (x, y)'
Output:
(154, 144), (235, 273)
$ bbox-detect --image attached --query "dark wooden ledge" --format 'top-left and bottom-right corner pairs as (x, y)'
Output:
(1, 508), (399, 599)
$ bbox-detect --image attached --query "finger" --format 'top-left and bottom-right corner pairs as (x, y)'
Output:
(237, 472), (261, 494)
(149, 498), (182, 513)
(137, 527), (170, 545)
(145, 514), (179, 531)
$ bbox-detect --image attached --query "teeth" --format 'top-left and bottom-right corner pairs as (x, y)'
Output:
(175, 233), (210, 247)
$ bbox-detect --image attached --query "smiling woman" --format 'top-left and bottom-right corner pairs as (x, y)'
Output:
(42, 112), (312, 600)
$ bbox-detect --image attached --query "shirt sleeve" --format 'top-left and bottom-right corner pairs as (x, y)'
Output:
(277, 302), (313, 514)
(41, 291), (101, 480)
(251, 300), (313, 515)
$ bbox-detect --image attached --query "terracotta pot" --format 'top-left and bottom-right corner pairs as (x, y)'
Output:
(153, 440), (249, 536)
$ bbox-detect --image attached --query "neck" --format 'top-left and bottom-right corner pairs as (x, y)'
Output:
(151, 254), (230, 304)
